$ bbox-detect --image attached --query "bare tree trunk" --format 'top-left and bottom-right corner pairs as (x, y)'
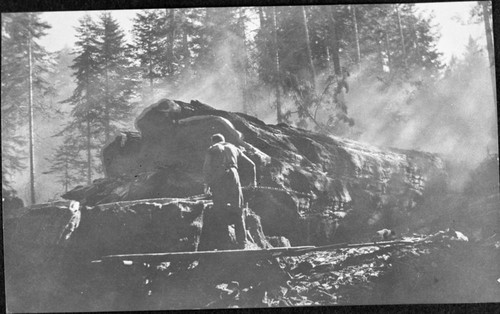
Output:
(395, 4), (408, 70)
(64, 157), (69, 193)
(85, 69), (92, 185)
(350, 5), (361, 66)
(328, 7), (341, 76)
(166, 9), (176, 78)
(481, 2), (496, 102)
(325, 46), (331, 71)
(104, 66), (110, 144)
(385, 31), (392, 73)
(86, 119), (92, 185)
(301, 6), (317, 90)
(377, 34), (385, 72)
(238, 8), (249, 113)
(408, 7), (419, 62)
(272, 7), (282, 123)
(27, 14), (36, 205)
(148, 40), (154, 101)
(258, 7), (266, 28)
(182, 27), (189, 66)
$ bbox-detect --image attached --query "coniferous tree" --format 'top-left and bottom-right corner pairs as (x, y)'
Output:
(96, 12), (139, 144)
(59, 13), (138, 185)
(131, 8), (204, 99)
(186, 7), (251, 107)
(250, 5), (443, 133)
(165, 9), (177, 79)
(60, 15), (102, 184)
(253, 7), (283, 122)
(44, 135), (87, 193)
(132, 9), (168, 100)
(468, 1), (495, 101)
(1, 13), (53, 200)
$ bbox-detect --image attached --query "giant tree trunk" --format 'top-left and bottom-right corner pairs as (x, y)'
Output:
(238, 7), (249, 114)
(86, 119), (92, 185)
(182, 24), (189, 70)
(27, 13), (36, 205)
(166, 9), (176, 78)
(148, 40), (154, 101)
(481, 1), (496, 102)
(272, 7), (282, 123)
(408, 6), (419, 63)
(104, 67), (110, 144)
(395, 4), (408, 70)
(6, 98), (470, 312)
(350, 5), (361, 66)
(66, 98), (449, 246)
(301, 6), (317, 90)
(385, 30), (392, 73)
(328, 7), (341, 76)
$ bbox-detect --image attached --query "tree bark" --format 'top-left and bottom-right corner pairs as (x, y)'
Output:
(238, 8), (249, 114)
(104, 66), (110, 144)
(328, 7), (341, 76)
(395, 4), (408, 70)
(85, 65), (92, 185)
(377, 34), (385, 73)
(350, 5), (361, 66)
(272, 7), (282, 123)
(86, 119), (92, 185)
(166, 9), (176, 78)
(103, 15), (111, 144)
(407, 6), (419, 63)
(148, 38), (154, 101)
(325, 46), (331, 71)
(64, 157), (69, 193)
(384, 30), (392, 73)
(182, 25), (189, 67)
(27, 14), (36, 205)
(481, 2), (496, 102)
(301, 6), (317, 90)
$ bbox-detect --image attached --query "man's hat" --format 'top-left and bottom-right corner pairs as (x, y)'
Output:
(211, 133), (225, 143)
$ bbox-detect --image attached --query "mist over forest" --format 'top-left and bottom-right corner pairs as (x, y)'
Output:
(1, 2), (497, 204)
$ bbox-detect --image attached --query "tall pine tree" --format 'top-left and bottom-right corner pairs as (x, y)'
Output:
(60, 15), (101, 184)
(44, 134), (88, 193)
(1, 13), (53, 201)
(132, 9), (167, 102)
(58, 13), (138, 185)
(96, 12), (139, 144)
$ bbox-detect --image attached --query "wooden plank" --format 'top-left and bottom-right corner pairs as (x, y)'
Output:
(92, 239), (426, 265)
(93, 246), (316, 264)
(282, 239), (427, 256)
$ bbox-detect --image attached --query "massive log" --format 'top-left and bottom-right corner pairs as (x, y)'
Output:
(4, 95), (496, 311)
(64, 99), (447, 244)
(3, 198), (281, 312)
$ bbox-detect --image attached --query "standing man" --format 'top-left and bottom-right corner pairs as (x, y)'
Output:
(203, 133), (256, 249)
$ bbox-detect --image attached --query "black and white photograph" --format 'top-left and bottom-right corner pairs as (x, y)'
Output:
(2, 0), (499, 312)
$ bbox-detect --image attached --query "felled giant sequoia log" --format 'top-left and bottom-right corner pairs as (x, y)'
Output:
(4, 198), (281, 312)
(64, 99), (447, 244)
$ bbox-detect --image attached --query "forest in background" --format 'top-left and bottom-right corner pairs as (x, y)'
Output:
(1, 2), (497, 204)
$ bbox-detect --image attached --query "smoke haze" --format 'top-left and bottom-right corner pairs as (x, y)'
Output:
(6, 8), (498, 203)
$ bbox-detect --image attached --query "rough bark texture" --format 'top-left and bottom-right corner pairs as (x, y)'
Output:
(3, 198), (281, 312)
(4, 99), (498, 312)
(62, 98), (447, 244)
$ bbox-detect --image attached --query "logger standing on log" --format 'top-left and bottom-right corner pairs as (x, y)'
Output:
(203, 133), (256, 249)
